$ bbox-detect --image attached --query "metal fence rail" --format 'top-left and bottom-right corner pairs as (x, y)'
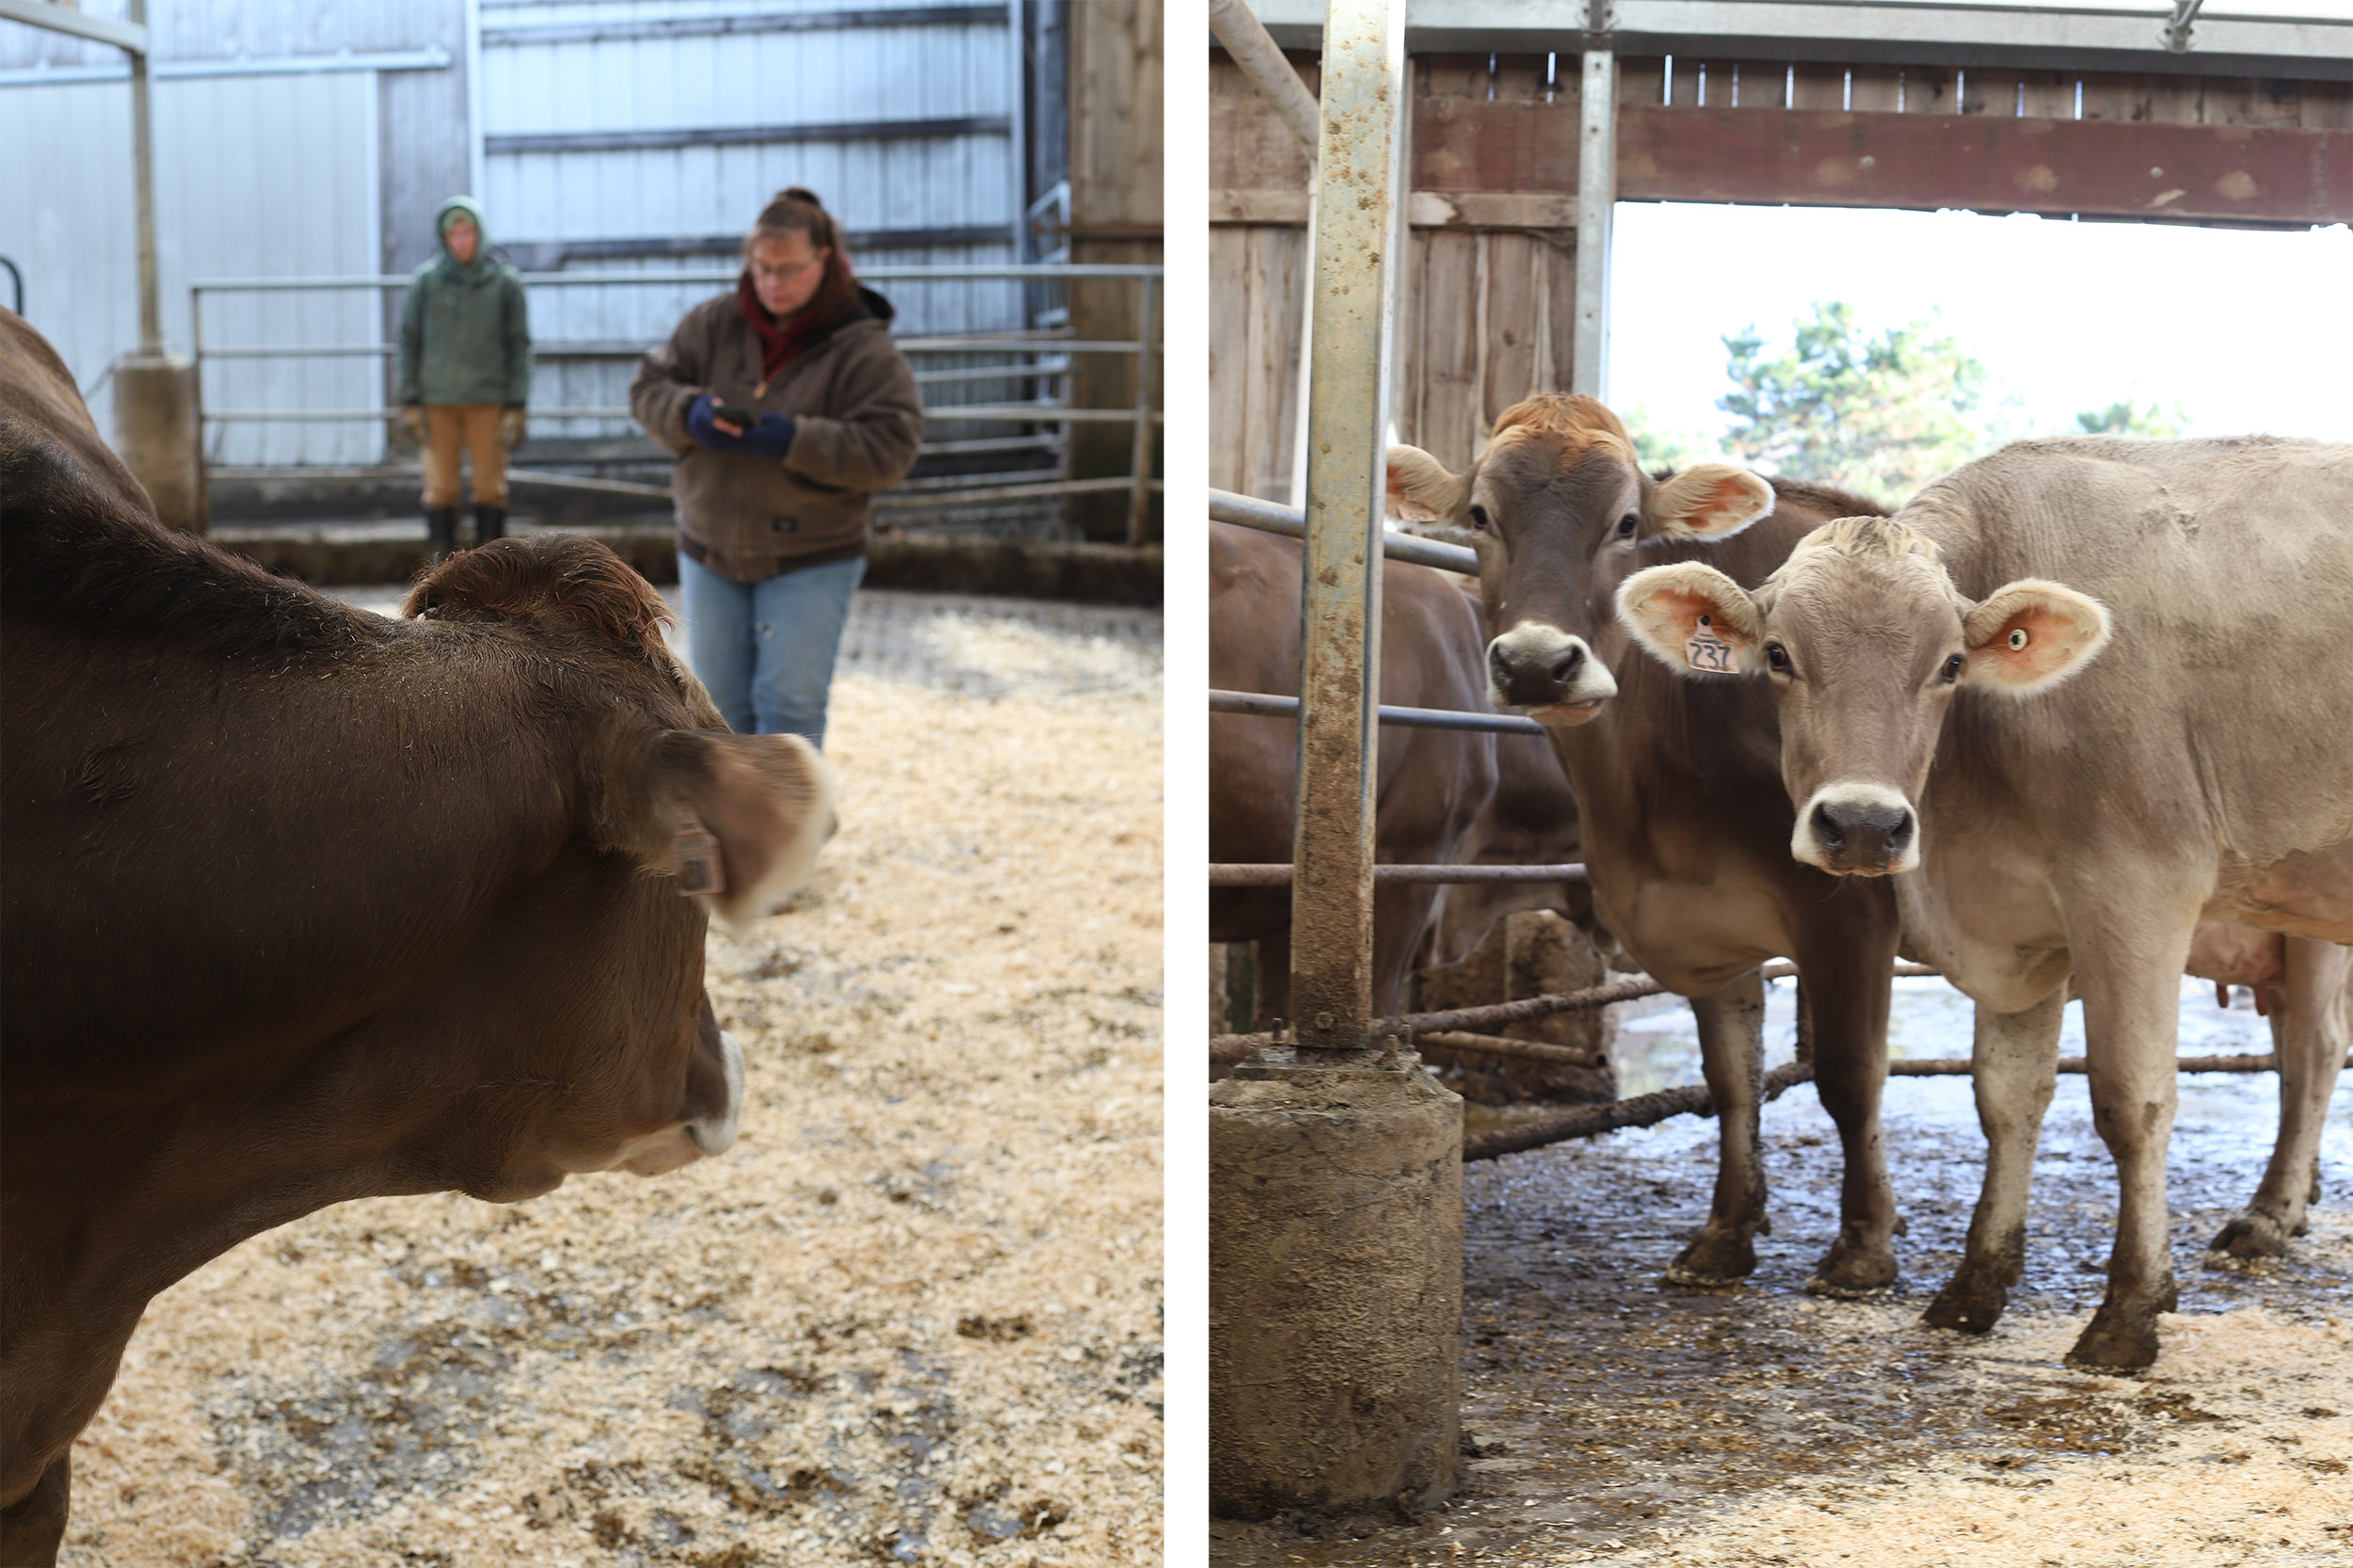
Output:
(1209, 486), (1479, 575)
(191, 263), (1162, 538)
(1211, 688), (1545, 735)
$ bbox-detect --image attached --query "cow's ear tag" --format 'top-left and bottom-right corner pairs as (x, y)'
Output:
(674, 818), (727, 897)
(1685, 613), (1737, 674)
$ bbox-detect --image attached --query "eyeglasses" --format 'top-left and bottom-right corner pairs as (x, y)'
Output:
(751, 255), (824, 282)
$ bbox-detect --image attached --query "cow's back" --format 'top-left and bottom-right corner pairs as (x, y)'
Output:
(1914, 438), (2353, 939)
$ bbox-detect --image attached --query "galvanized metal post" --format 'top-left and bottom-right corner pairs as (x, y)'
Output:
(1288, 0), (1407, 1055)
(1128, 273), (1157, 545)
(1571, 39), (1616, 401)
(126, 0), (160, 355)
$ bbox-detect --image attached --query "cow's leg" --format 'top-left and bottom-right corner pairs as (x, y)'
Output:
(2210, 937), (2351, 1260)
(0, 1451), (70, 1567)
(1664, 969), (1769, 1287)
(1925, 987), (2064, 1335)
(2069, 930), (2194, 1371)
(1795, 940), (1899, 1298)
(1370, 882), (1444, 1024)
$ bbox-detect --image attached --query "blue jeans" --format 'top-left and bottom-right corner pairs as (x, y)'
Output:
(678, 551), (865, 746)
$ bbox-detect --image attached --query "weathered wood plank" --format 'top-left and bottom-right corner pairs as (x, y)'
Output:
(1615, 106), (2352, 226)
(1620, 56), (1666, 112)
(1791, 61), (1845, 112)
(2302, 80), (2353, 131)
(1405, 191), (1578, 229)
(1412, 230), (1483, 464)
(1211, 189), (1310, 224)
(1668, 56), (1702, 110)
(1411, 96), (1579, 192)
(1849, 63), (1903, 115)
(1481, 232), (1543, 429)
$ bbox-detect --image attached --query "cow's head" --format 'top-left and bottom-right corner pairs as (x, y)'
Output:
(1614, 515), (2110, 876)
(1387, 395), (1774, 727)
(401, 538), (837, 1196)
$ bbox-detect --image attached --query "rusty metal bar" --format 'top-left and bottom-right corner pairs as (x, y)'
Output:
(1285, 0), (1408, 1053)
(1462, 1049), (2353, 1162)
(1211, 689), (1545, 735)
(1417, 1031), (1609, 1068)
(1571, 33), (1615, 399)
(1210, 862), (1587, 887)
(1209, 0), (1322, 154)
(1209, 487), (1481, 575)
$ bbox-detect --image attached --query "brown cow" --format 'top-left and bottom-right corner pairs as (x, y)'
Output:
(1614, 439), (2353, 1366)
(1387, 394), (1907, 1295)
(1, 309), (832, 1560)
(1209, 520), (1497, 1027)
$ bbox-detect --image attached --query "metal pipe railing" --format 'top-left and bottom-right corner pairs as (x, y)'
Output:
(1210, 487), (1479, 575)
(1211, 689), (1544, 735)
(1210, 863), (1587, 886)
(188, 263), (1160, 523)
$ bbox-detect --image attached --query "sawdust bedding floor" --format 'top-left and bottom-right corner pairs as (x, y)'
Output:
(1212, 1012), (2353, 1568)
(61, 591), (1164, 1568)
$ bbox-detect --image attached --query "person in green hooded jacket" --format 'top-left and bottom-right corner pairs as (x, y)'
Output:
(396, 196), (532, 559)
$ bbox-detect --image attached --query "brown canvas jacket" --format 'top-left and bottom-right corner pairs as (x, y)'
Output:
(630, 284), (923, 580)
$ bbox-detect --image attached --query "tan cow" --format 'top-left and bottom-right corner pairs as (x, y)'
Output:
(1388, 395), (1908, 1296)
(1615, 438), (2353, 1368)
(1209, 520), (1498, 1026)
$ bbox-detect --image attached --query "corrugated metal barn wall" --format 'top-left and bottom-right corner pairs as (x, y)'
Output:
(3, 0), (1048, 464)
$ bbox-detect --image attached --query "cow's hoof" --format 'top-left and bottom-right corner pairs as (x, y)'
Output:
(1923, 1268), (2006, 1335)
(2207, 1211), (2293, 1261)
(1806, 1239), (1897, 1299)
(2066, 1300), (2161, 1372)
(1663, 1231), (1755, 1288)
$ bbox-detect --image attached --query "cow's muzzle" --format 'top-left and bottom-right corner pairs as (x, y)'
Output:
(1792, 786), (1919, 875)
(1486, 623), (1618, 726)
(686, 1029), (746, 1156)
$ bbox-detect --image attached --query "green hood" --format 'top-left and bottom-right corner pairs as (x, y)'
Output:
(436, 196), (491, 272)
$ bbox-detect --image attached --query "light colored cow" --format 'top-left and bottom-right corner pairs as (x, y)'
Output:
(1615, 437), (2353, 1368)
(1388, 395), (1908, 1296)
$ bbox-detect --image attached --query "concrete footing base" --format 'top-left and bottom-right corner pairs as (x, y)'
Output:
(1209, 1048), (1463, 1520)
(112, 354), (205, 532)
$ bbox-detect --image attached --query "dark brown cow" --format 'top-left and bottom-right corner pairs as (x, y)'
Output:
(0, 310), (832, 1560)
(1209, 520), (1497, 1027)
(1388, 394), (1907, 1295)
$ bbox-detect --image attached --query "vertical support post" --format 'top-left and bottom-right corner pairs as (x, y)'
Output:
(126, 0), (160, 356)
(1571, 42), (1615, 400)
(465, 0), (488, 200)
(1289, 0), (1407, 1054)
(1128, 273), (1158, 545)
(1008, 0), (1029, 262)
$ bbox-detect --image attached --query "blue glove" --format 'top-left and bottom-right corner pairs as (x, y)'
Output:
(686, 395), (746, 450)
(739, 412), (797, 459)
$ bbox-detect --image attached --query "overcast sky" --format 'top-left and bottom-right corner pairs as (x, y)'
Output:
(1606, 202), (2353, 450)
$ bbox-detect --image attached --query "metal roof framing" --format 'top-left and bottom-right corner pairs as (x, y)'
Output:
(1241, 1), (2353, 82)
(480, 4), (1007, 49)
(485, 116), (1010, 155)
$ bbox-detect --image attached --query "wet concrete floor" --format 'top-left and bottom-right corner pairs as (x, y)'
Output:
(1210, 976), (2353, 1564)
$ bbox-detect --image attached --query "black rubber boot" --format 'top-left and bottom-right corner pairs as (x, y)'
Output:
(473, 504), (507, 547)
(425, 505), (461, 562)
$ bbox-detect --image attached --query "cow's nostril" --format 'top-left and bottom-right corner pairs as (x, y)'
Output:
(1548, 648), (1583, 684)
(1812, 802), (1848, 851)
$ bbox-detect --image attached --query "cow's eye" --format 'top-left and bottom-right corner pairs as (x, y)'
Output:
(1942, 652), (1967, 682)
(1765, 643), (1791, 674)
(1468, 504), (1491, 531)
(1615, 513), (1640, 538)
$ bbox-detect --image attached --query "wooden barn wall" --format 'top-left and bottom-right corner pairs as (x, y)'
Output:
(1211, 48), (2353, 498)
(1212, 51), (1584, 497)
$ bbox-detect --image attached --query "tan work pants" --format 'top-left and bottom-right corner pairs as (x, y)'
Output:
(422, 404), (508, 507)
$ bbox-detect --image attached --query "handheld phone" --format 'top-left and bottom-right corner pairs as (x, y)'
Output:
(712, 403), (756, 426)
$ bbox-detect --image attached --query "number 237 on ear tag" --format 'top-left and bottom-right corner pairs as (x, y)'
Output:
(1686, 614), (1737, 674)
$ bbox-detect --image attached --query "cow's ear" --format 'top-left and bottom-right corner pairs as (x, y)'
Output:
(1959, 579), (2110, 696)
(636, 730), (837, 935)
(1645, 465), (1775, 539)
(1386, 445), (1471, 520)
(1615, 562), (1765, 675)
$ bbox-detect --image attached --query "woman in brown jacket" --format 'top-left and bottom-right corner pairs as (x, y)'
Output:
(629, 188), (922, 744)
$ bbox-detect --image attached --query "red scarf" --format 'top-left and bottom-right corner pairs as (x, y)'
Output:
(736, 273), (825, 392)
